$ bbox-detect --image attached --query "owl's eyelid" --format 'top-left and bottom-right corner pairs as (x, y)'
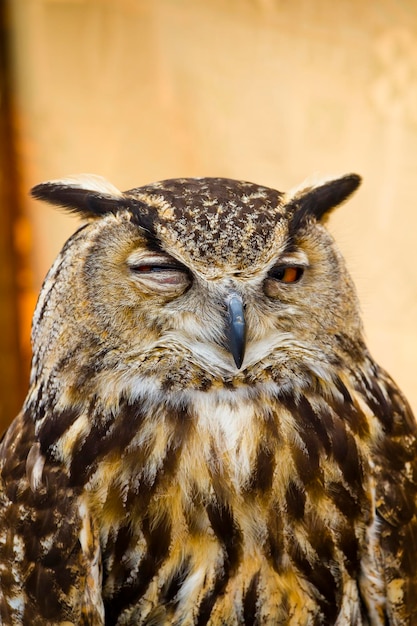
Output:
(274, 251), (310, 268)
(127, 253), (187, 273)
(271, 262), (309, 271)
(129, 264), (186, 273)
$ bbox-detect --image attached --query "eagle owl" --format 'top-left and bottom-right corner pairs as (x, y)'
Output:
(0, 173), (416, 625)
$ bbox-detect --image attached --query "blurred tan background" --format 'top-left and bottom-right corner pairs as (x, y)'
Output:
(1, 0), (416, 430)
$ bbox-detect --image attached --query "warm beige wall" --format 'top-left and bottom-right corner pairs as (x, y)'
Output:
(8, 0), (417, 412)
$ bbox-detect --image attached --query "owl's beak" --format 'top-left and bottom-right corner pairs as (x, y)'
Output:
(226, 293), (246, 369)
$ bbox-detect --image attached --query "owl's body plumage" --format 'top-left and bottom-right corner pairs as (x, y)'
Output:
(0, 175), (416, 625)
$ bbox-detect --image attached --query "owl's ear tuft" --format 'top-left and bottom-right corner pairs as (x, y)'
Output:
(289, 174), (361, 228)
(31, 174), (127, 218)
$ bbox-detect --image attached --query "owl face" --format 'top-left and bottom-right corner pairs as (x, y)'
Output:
(30, 174), (362, 399)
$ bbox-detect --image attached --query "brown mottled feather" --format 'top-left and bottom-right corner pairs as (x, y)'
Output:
(1, 174), (416, 625)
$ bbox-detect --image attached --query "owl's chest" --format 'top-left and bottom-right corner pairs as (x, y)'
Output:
(94, 389), (374, 624)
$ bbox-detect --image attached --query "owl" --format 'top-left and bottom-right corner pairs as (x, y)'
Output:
(0, 172), (416, 626)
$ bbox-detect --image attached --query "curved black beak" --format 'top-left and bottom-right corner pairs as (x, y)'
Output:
(226, 293), (246, 369)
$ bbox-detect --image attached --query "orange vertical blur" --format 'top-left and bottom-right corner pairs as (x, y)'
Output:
(0, 2), (31, 432)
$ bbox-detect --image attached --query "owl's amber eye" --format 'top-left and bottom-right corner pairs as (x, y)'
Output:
(268, 266), (304, 283)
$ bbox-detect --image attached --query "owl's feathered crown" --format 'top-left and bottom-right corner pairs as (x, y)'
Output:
(31, 173), (361, 226)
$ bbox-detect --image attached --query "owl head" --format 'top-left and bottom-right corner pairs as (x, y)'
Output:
(30, 174), (361, 405)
